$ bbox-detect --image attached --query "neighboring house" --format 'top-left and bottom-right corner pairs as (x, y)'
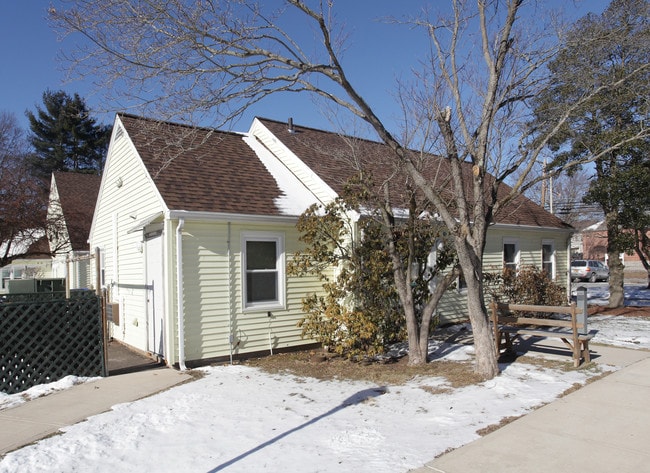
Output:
(91, 113), (573, 368)
(575, 219), (648, 274)
(0, 235), (53, 293)
(47, 172), (102, 289)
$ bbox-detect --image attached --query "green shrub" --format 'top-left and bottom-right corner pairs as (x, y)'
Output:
(289, 197), (446, 360)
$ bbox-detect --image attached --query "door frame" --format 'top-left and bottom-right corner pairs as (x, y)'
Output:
(145, 228), (165, 358)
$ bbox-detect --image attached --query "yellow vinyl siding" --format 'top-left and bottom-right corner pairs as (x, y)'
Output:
(436, 225), (572, 324)
(484, 226), (571, 280)
(180, 221), (321, 362)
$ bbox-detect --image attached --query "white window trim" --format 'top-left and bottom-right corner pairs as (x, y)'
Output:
(542, 239), (556, 280)
(241, 231), (286, 312)
(503, 237), (520, 272)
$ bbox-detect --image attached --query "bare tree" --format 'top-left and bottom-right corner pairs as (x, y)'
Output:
(0, 112), (50, 266)
(509, 162), (595, 226)
(51, 0), (650, 379)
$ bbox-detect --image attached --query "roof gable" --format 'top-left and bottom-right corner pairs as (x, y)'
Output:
(51, 172), (101, 251)
(118, 114), (287, 217)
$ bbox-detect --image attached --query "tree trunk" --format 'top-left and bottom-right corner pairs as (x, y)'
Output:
(608, 250), (625, 308)
(456, 238), (499, 380)
(606, 212), (625, 308)
(404, 302), (428, 365)
(463, 271), (500, 380)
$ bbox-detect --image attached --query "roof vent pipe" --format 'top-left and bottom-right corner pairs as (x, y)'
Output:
(288, 117), (295, 133)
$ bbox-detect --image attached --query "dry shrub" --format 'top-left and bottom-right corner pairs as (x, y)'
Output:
(485, 266), (568, 317)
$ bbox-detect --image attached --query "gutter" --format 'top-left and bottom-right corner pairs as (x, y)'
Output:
(167, 209), (298, 225)
(176, 218), (188, 371)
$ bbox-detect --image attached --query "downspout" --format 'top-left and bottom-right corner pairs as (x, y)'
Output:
(227, 222), (234, 365)
(176, 218), (188, 371)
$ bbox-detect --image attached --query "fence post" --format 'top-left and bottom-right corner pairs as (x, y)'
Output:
(576, 286), (588, 335)
(94, 247), (109, 377)
(65, 255), (71, 299)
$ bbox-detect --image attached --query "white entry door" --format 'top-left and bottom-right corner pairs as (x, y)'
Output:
(146, 232), (165, 357)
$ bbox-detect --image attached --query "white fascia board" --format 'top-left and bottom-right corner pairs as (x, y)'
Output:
(248, 118), (339, 205)
(88, 117), (119, 240)
(166, 210), (298, 225)
(490, 222), (574, 234)
(242, 133), (322, 216)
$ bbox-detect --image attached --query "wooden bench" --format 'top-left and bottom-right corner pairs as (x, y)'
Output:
(490, 301), (597, 367)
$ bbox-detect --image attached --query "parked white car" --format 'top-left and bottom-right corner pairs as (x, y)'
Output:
(571, 259), (610, 282)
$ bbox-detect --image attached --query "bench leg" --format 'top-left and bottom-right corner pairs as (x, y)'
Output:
(494, 330), (514, 356)
(561, 337), (581, 367)
(581, 339), (591, 364)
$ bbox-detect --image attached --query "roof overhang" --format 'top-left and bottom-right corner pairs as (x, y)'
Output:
(127, 211), (165, 234)
(166, 210), (299, 225)
(490, 222), (574, 234)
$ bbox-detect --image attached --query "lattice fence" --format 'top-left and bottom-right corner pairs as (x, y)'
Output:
(0, 293), (106, 395)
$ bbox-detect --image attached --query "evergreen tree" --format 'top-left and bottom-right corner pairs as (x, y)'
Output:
(26, 90), (112, 176)
(532, 0), (650, 307)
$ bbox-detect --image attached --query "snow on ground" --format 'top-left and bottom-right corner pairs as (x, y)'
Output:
(0, 284), (648, 472)
(572, 281), (650, 307)
(591, 314), (650, 349)
(574, 283), (650, 349)
(0, 353), (601, 473)
(0, 376), (100, 412)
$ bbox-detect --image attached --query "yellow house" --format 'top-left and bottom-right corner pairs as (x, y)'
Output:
(91, 114), (573, 368)
(90, 114), (327, 368)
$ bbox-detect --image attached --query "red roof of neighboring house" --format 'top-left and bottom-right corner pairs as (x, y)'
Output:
(21, 236), (51, 259)
(119, 113), (285, 216)
(52, 172), (101, 251)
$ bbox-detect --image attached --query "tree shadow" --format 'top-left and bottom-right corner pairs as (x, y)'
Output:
(206, 386), (387, 472)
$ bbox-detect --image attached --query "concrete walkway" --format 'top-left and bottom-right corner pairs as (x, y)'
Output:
(2, 340), (649, 470)
(410, 341), (650, 473)
(0, 367), (192, 456)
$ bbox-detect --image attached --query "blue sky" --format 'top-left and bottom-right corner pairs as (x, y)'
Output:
(0, 1), (611, 134)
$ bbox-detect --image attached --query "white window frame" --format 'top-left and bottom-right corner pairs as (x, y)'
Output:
(242, 232), (285, 311)
(542, 239), (556, 280)
(503, 238), (520, 272)
(457, 270), (468, 293)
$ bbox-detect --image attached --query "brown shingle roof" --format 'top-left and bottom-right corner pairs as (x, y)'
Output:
(257, 118), (571, 230)
(119, 114), (284, 216)
(52, 172), (101, 251)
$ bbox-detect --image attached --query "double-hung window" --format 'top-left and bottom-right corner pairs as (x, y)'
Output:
(542, 240), (555, 279)
(243, 232), (285, 310)
(503, 238), (519, 273)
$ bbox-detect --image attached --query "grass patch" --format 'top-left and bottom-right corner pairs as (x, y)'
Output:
(244, 349), (484, 388)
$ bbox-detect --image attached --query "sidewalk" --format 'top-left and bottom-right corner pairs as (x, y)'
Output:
(410, 342), (650, 473)
(0, 367), (192, 456)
